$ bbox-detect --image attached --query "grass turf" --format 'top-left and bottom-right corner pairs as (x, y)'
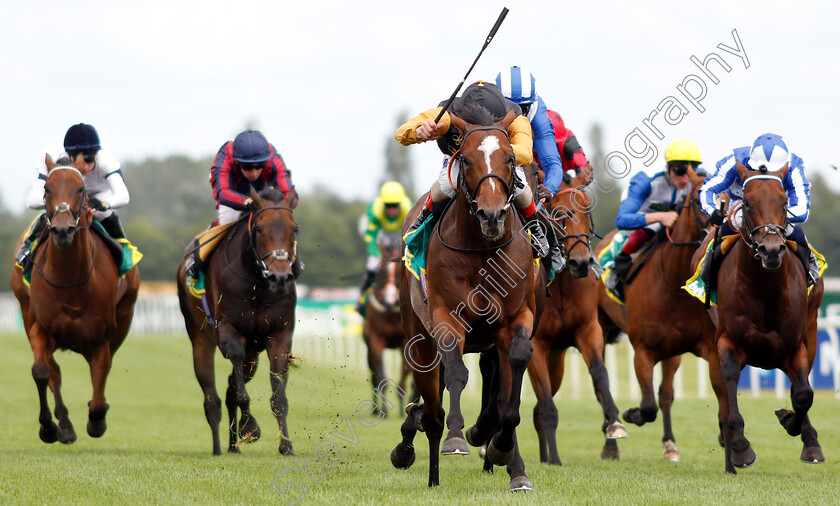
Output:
(1, 332), (839, 505)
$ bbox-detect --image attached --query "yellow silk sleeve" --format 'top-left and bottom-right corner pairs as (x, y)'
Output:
(394, 107), (452, 145)
(509, 115), (534, 166)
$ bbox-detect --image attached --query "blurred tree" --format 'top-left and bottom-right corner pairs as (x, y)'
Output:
(382, 111), (415, 199)
(586, 123), (621, 236)
(804, 172), (839, 276)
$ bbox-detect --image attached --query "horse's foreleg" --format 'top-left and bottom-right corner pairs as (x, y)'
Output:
(577, 322), (625, 438)
(467, 349), (499, 452)
(220, 327), (248, 454)
(439, 346), (470, 455)
(488, 326), (533, 467)
(365, 331), (387, 415)
(718, 338), (753, 473)
(526, 339), (559, 465)
(657, 355), (681, 461)
(192, 336), (222, 455)
(86, 343), (112, 438)
(237, 353), (261, 443)
(505, 431), (534, 491)
(47, 356), (75, 443)
(28, 324), (59, 443)
(267, 334), (294, 456)
(777, 344), (823, 463)
(623, 347), (658, 426)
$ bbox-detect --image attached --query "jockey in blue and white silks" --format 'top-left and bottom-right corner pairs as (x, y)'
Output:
(698, 133), (819, 285)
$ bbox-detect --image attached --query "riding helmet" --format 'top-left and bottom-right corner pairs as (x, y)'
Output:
(747, 133), (789, 172)
(495, 66), (537, 105)
(664, 139), (702, 163)
(64, 123), (101, 152)
(233, 130), (272, 163)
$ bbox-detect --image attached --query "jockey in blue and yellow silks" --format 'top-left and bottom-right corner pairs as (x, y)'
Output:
(698, 133), (819, 285)
(357, 182), (412, 313)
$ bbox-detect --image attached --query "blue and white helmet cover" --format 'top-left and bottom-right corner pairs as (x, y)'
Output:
(747, 133), (790, 172)
(495, 66), (537, 105)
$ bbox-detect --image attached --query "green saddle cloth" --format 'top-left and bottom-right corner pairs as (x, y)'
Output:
(402, 214), (434, 281)
(597, 231), (629, 304)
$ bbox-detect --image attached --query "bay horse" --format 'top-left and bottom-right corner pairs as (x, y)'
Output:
(176, 187), (298, 455)
(10, 155), (140, 444)
(596, 169), (723, 462)
(362, 232), (414, 415)
(705, 162), (824, 473)
(390, 106), (544, 491)
(528, 184), (627, 465)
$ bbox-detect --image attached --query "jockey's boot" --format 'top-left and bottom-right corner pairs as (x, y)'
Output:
(523, 214), (550, 259)
(355, 269), (376, 316)
(793, 241), (819, 287)
(613, 251), (633, 282)
(405, 199), (448, 237)
(543, 216), (566, 274)
(15, 213), (48, 271)
(184, 256), (200, 281)
(99, 213), (126, 240)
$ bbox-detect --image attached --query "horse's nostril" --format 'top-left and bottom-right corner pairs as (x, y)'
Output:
(475, 209), (488, 221)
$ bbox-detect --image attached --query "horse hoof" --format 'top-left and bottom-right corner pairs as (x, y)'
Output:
(486, 438), (514, 467)
(391, 443), (415, 469)
(39, 422), (59, 444)
(605, 421), (629, 439)
(731, 446), (756, 468)
(774, 408), (802, 436)
(404, 402), (423, 416)
(228, 446), (241, 454)
(479, 444), (487, 458)
(509, 476), (534, 492)
(600, 447), (620, 460)
(465, 425), (485, 447)
(86, 418), (107, 438)
(238, 415), (261, 443)
(279, 439), (294, 456)
(622, 408), (648, 427)
(800, 446), (825, 464)
(58, 423), (77, 444)
(441, 436), (470, 455)
(663, 440), (681, 462)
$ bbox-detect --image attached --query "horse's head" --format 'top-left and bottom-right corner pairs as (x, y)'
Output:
(450, 106), (517, 240)
(247, 186), (299, 296)
(680, 168), (715, 236)
(736, 161), (790, 269)
(373, 233), (401, 311)
(43, 154), (88, 249)
(548, 186), (595, 278)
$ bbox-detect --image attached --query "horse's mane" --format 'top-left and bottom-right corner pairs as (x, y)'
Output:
(452, 102), (497, 126)
(258, 186), (286, 203)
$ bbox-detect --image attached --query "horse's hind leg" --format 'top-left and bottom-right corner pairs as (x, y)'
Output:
(506, 432), (534, 492)
(47, 356), (76, 443)
(526, 341), (560, 465)
(365, 331), (387, 416)
(391, 403), (422, 469)
(437, 323), (470, 456)
(718, 340), (754, 473)
(467, 349), (500, 455)
(777, 346), (823, 463)
(623, 348), (659, 426)
(86, 343), (112, 438)
(267, 331), (294, 456)
(192, 335), (222, 455)
(658, 355), (681, 462)
(577, 322), (627, 444)
(28, 324), (59, 443)
(237, 353), (261, 443)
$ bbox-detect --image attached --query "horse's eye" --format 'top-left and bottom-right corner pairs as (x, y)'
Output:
(77, 188), (84, 194)
(294, 226), (300, 236)
(253, 225), (262, 234)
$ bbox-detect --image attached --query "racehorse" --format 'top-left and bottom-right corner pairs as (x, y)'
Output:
(10, 155), (141, 444)
(176, 187), (299, 455)
(596, 169), (722, 462)
(705, 162), (824, 473)
(362, 233), (414, 414)
(390, 105), (545, 491)
(528, 184), (627, 465)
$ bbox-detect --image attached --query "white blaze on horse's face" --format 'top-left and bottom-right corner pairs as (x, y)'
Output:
(477, 136), (501, 191)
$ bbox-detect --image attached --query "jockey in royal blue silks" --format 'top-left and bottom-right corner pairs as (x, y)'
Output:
(698, 133), (820, 285)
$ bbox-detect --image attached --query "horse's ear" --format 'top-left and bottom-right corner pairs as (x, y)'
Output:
(775, 163), (790, 181)
(499, 108), (516, 129)
(70, 152), (87, 170)
(283, 186), (299, 206)
(45, 154), (56, 172)
(449, 113), (467, 136)
(735, 161), (751, 181)
(249, 187), (261, 206)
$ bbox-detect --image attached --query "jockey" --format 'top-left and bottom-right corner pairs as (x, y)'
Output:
(396, 80), (550, 258)
(356, 181), (412, 314)
(185, 129), (300, 280)
(495, 66), (567, 198)
(544, 109), (591, 184)
(611, 139), (702, 287)
(16, 123), (130, 271)
(699, 133), (819, 285)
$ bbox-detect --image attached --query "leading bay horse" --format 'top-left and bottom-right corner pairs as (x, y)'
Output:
(362, 233), (414, 415)
(528, 183), (627, 465)
(596, 169), (723, 462)
(10, 155), (140, 444)
(390, 105), (544, 491)
(704, 162), (824, 473)
(176, 187), (299, 455)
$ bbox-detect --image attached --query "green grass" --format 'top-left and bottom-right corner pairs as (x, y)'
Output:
(1, 332), (839, 505)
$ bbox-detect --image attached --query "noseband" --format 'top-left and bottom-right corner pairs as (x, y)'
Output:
(740, 175), (787, 256)
(544, 188), (593, 259)
(248, 205), (297, 279)
(45, 167), (87, 230)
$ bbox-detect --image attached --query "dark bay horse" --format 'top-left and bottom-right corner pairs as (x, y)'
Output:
(528, 185), (627, 465)
(391, 107), (544, 491)
(10, 155), (140, 444)
(362, 233), (413, 415)
(176, 187), (298, 455)
(705, 162), (824, 473)
(596, 169), (722, 462)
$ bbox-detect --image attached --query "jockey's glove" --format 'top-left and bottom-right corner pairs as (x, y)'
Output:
(709, 208), (725, 227)
(537, 184), (554, 202)
(88, 197), (110, 212)
(244, 198), (254, 210)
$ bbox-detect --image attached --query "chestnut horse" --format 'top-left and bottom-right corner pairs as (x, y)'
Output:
(596, 169), (723, 462)
(10, 155), (140, 444)
(528, 184), (627, 465)
(390, 106), (544, 491)
(362, 233), (413, 415)
(176, 187), (298, 455)
(705, 162), (824, 473)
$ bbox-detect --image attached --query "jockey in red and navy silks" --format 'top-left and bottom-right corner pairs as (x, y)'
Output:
(210, 129), (296, 225)
(545, 109), (590, 181)
(699, 133), (819, 285)
(496, 66), (565, 197)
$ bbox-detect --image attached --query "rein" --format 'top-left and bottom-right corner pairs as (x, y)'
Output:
(223, 205), (297, 281)
(33, 229), (96, 289)
(665, 196), (706, 247)
(738, 175), (787, 257)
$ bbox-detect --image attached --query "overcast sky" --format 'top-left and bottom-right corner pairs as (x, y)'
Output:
(2, 0), (838, 213)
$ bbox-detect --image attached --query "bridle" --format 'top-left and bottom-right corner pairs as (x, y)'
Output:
(44, 167), (89, 231)
(738, 175), (787, 256)
(225, 204), (297, 281)
(542, 188), (594, 260)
